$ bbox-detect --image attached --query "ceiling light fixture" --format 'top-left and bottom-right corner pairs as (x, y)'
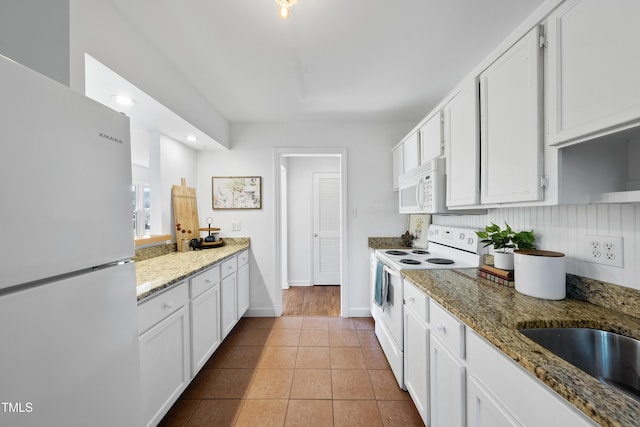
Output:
(186, 135), (198, 142)
(275, 0), (297, 19)
(112, 95), (136, 106)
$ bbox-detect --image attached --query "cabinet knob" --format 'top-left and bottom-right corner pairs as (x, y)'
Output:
(205, 279), (211, 284)
(162, 302), (173, 310)
(436, 323), (446, 334)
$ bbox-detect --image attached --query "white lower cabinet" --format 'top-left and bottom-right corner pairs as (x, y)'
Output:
(400, 286), (598, 427)
(237, 250), (250, 317)
(429, 300), (466, 427)
(138, 250), (251, 427)
(403, 284), (430, 425)
(467, 376), (521, 427)
(221, 256), (238, 338)
(466, 330), (597, 427)
(190, 284), (220, 376)
(138, 282), (190, 427)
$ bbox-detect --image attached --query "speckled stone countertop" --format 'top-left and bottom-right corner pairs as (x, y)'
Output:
(402, 268), (640, 427)
(136, 241), (250, 301)
(368, 237), (410, 250)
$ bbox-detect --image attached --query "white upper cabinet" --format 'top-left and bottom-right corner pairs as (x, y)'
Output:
(403, 131), (421, 171)
(392, 144), (404, 191)
(547, 0), (640, 146)
(419, 111), (444, 164)
(480, 25), (544, 205)
(445, 78), (480, 207)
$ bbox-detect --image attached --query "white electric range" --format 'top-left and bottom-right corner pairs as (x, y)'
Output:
(372, 225), (483, 389)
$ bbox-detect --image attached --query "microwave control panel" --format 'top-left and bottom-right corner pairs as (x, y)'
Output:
(421, 174), (434, 211)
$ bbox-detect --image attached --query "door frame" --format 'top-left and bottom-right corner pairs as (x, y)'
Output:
(273, 147), (348, 317)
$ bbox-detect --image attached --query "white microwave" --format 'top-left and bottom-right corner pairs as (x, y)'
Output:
(398, 158), (448, 214)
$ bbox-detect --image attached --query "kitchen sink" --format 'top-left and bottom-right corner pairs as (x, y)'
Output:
(519, 327), (640, 401)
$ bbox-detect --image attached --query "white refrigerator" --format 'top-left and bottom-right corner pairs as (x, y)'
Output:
(0, 55), (141, 426)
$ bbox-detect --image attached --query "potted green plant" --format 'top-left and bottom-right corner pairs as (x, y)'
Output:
(476, 223), (535, 270)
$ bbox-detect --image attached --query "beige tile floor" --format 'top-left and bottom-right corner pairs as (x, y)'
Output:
(159, 316), (424, 427)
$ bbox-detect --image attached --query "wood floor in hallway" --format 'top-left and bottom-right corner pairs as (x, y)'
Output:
(282, 285), (340, 317)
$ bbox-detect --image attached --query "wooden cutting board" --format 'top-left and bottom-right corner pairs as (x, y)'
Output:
(172, 178), (199, 251)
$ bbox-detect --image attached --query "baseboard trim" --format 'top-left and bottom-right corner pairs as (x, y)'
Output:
(244, 307), (278, 317)
(348, 307), (373, 318)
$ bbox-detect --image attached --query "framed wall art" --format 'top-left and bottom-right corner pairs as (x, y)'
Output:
(212, 176), (262, 209)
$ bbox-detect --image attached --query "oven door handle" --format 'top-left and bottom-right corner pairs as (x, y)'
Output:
(383, 265), (402, 278)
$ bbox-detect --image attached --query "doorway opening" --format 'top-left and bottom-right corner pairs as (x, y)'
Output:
(273, 148), (348, 317)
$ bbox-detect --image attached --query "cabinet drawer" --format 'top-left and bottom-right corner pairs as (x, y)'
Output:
(190, 265), (220, 298)
(221, 257), (237, 278)
(404, 280), (429, 322)
(138, 282), (189, 334)
(237, 250), (249, 267)
(430, 300), (465, 359)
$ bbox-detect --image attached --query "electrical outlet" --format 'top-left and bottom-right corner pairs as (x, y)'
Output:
(231, 221), (241, 231)
(585, 235), (623, 267)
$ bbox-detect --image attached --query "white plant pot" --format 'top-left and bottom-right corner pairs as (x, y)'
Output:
(493, 252), (514, 270)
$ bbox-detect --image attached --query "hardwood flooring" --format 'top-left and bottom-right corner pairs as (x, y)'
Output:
(282, 285), (340, 317)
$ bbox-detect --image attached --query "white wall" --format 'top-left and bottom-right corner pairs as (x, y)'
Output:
(68, 0), (229, 147)
(286, 157), (340, 286)
(159, 135), (198, 240)
(0, 0), (69, 86)
(196, 122), (412, 316)
(434, 204), (640, 291)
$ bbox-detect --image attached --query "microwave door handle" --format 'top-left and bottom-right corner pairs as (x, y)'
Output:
(416, 178), (425, 210)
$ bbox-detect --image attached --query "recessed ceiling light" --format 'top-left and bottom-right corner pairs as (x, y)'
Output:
(186, 135), (198, 143)
(112, 95), (136, 106)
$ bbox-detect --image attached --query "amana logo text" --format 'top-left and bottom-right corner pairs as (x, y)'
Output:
(98, 133), (124, 144)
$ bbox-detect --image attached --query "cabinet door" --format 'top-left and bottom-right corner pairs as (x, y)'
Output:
(404, 306), (429, 426)
(237, 263), (249, 318)
(221, 273), (237, 338)
(403, 131), (420, 171)
(430, 338), (466, 427)
(190, 284), (221, 376)
(139, 305), (190, 427)
(446, 78), (480, 207)
(547, 0), (640, 145)
(480, 26), (543, 204)
(420, 111), (443, 164)
(392, 144), (404, 190)
(467, 376), (521, 427)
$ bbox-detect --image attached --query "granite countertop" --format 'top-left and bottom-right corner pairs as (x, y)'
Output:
(367, 237), (411, 250)
(135, 242), (250, 301)
(402, 268), (640, 427)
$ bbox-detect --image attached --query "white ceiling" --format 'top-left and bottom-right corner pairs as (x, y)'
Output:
(103, 0), (545, 124)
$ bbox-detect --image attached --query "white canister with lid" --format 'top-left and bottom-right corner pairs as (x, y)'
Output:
(514, 250), (566, 300)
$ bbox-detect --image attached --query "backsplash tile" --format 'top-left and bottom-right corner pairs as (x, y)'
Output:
(433, 204), (640, 292)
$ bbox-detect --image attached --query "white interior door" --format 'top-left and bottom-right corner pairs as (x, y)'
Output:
(312, 172), (341, 285)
